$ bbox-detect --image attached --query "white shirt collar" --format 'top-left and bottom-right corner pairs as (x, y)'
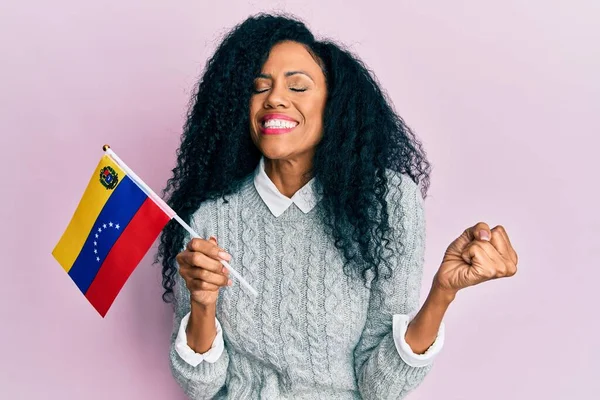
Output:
(253, 157), (321, 217)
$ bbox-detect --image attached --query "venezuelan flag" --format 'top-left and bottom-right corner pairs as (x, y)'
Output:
(52, 153), (171, 317)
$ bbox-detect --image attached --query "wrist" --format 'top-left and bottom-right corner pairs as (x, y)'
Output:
(190, 299), (216, 316)
(429, 281), (457, 306)
(186, 302), (217, 353)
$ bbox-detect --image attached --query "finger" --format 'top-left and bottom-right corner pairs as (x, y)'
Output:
(465, 222), (492, 242)
(490, 225), (512, 259)
(459, 242), (495, 281)
(476, 240), (515, 277)
(184, 251), (226, 274)
(187, 237), (231, 262)
(461, 240), (497, 265)
(188, 279), (221, 292)
(461, 240), (509, 279)
(188, 268), (230, 287)
(491, 226), (518, 266)
(181, 251), (231, 278)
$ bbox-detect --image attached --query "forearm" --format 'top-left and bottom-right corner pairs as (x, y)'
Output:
(186, 301), (217, 353)
(405, 283), (455, 354)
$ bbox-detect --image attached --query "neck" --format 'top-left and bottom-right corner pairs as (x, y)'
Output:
(264, 155), (314, 198)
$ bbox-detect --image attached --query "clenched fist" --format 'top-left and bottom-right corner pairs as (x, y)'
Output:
(434, 222), (518, 294)
(176, 236), (233, 306)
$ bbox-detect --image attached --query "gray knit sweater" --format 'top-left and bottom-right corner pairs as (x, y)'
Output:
(169, 170), (432, 399)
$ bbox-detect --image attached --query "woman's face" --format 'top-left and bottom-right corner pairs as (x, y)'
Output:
(249, 41), (327, 162)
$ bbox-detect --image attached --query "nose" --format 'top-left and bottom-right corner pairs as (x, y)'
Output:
(264, 82), (290, 109)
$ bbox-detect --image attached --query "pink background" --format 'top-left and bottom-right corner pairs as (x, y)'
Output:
(1, 1), (598, 399)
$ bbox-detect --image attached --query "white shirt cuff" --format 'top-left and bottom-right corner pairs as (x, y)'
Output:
(392, 314), (445, 367)
(174, 311), (225, 367)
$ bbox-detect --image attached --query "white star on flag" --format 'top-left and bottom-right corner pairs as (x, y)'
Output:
(103, 224), (107, 229)
(109, 222), (113, 227)
(95, 234), (98, 238)
(115, 224), (120, 230)
(96, 257), (100, 262)
(93, 241), (97, 246)
(94, 249), (97, 254)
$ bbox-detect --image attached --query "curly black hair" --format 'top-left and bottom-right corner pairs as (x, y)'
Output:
(155, 13), (431, 302)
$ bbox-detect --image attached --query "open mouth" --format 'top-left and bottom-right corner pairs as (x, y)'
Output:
(259, 114), (299, 135)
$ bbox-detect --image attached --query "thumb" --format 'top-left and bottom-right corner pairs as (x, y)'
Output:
(470, 222), (491, 242)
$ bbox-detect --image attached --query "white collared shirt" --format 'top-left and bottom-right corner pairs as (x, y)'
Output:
(175, 157), (445, 367)
(253, 157), (321, 217)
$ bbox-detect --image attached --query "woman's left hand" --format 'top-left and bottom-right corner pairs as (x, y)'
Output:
(433, 222), (519, 295)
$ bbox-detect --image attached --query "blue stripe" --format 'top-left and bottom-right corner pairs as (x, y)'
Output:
(69, 176), (147, 293)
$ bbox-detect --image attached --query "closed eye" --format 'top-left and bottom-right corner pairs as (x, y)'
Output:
(252, 87), (308, 94)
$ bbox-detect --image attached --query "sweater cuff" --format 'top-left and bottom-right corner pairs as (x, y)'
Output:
(392, 314), (445, 367)
(174, 312), (224, 367)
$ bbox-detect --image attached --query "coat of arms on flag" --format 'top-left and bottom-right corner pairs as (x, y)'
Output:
(99, 165), (119, 189)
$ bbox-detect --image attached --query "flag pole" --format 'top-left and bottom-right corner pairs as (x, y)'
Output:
(102, 144), (258, 297)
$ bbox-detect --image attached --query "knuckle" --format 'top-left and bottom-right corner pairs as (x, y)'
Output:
(191, 252), (203, 267)
(175, 250), (189, 265)
(211, 246), (222, 259)
(198, 269), (209, 280)
(190, 238), (207, 251)
(471, 242), (483, 251)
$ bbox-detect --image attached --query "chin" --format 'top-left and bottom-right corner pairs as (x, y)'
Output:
(256, 143), (296, 161)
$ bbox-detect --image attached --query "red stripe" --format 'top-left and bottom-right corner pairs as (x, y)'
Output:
(85, 198), (170, 317)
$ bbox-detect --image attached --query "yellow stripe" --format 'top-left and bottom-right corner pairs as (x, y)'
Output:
(52, 155), (127, 272)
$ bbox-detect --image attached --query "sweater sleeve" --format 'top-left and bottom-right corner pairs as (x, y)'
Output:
(354, 174), (434, 400)
(168, 201), (230, 399)
(169, 271), (230, 399)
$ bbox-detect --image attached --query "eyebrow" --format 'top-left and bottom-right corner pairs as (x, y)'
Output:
(257, 71), (314, 81)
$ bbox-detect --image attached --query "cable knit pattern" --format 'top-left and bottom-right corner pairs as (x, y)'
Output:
(306, 233), (331, 396)
(169, 171), (433, 399)
(280, 223), (310, 390)
(261, 213), (284, 371)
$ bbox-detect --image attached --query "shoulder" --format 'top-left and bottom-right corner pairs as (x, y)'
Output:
(384, 169), (424, 209)
(383, 169), (426, 242)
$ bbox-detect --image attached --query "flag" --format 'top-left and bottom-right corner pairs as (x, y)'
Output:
(52, 153), (172, 317)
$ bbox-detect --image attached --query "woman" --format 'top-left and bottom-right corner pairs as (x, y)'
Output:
(156, 14), (518, 400)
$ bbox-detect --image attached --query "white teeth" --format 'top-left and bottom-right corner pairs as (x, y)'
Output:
(263, 119), (298, 129)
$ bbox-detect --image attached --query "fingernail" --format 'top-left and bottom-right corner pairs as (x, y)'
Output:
(209, 236), (217, 243)
(228, 279), (233, 286)
(479, 230), (490, 241)
(218, 251), (231, 261)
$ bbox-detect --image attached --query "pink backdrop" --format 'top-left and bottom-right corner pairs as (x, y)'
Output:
(1, 1), (598, 399)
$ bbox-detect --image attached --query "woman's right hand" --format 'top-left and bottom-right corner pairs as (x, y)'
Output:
(176, 236), (232, 306)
